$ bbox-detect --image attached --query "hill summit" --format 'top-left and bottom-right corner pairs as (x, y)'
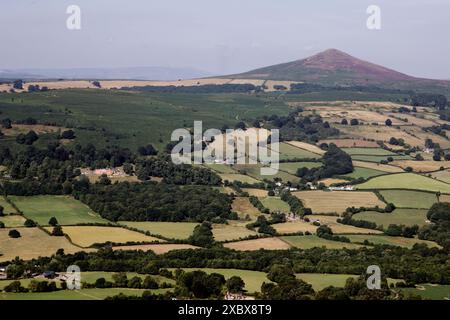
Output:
(228, 48), (423, 86)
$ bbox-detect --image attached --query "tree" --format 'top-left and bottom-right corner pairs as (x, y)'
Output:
(112, 273), (128, 287)
(48, 217), (58, 227)
(98, 174), (111, 185)
(234, 121), (246, 130)
(385, 203), (396, 213)
(226, 276), (245, 294)
(8, 229), (21, 238)
(123, 163), (133, 175)
(350, 119), (359, 126)
(1, 118), (12, 129)
(138, 144), (158, 156)
(143, 276), (159, 289)
(385, 119), (392, 126)
(3, 280), (28, 293)
(427, 202), (450, 222)
(127, 276), (143, 289)
(24, 219), (36, 227)
(13, 80), (23, 90)
(189, 222), (214, 247)
(0, 205), (4, 216)
(341, 119), (348, 125)
(60, 130), (76, 140)
(51, 225), (64, 236)
(0, 221), (5, 228)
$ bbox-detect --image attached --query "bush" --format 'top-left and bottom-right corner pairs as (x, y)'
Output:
(8, 229), (21, 238)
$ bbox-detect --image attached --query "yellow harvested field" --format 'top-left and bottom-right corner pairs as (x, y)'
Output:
(391, 160), (450, 172)
(352, 160), (404, 173)
(224, 237), (292, 251)
(212, 224), (258, 242)
(385, 113), (437, 127)
(47, 226), (163, 248)
(242, 188), (268, 197)
(0, 228), (90, 262)
(403, 127), (450, 149)
(285, 141), (325, 155)
(293, 191), (385, 214)
(319, 139), (379, 148)
(319, 178), (349, 186)
(231, 197), (261, 219)
(273, 221), (318, 234)
(311, 215), (383, 234)
(430, 170), (450, 184)
(112, 244), (199, 254)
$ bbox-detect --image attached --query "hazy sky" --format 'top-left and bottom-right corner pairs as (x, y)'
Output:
(1, 0), (449, 78)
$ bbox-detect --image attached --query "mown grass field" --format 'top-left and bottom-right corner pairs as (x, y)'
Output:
(47, 226), (162, 248)
(0, 215), (26, 228)
(342, 167), (386, 179)
(9, 196), (108, 226)
(234, 164), (299, 183)
(118, 221), (198, 240)
(311, 215), (383, 234)
(203, 164), (236, 174)
(379, 190), (442, 209)
(0, 198), (17, 214)
(353, 209), (429, 227)
(293, 190), (385, 214)
(112, 244), (199, 254)
(168, 268), (271, 293)
(218, 173), (260, 184)
(276, 142), (320, 160)
(280, 235), (363, 249)
(0, 228), (88, 262)
(356, 173), (450, 193)
(273, 221), (318, 234)
(350, 154), (412, 163)
(0, 288), (169, 300)
(344, 234), (440, 248)
(278, 162), (322, 175)
(212, 223), (259, 242)
(342, 148), (396, 156)
(401, 284), (450, 300)
(224, 237), (292, 251)
(391, 160), (450, 172)
(295, 273), (357, 291)
(231, 197), (261, 219)
(260, 197), (290, 213)
(430, 169), (450, 183)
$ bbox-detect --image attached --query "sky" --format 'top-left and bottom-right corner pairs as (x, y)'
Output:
(1, 0), (449, 79)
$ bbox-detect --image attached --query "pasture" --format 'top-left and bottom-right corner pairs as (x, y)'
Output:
(218, 173), (260, 184)
(168, 268), (271, 293)
(295, 273), (357, 291)
(293, 190), (385, 214)
(319, 139), (379, 148)
(342, 148), (396, 156)
(260, 197), (290, 213)
(391, 160), (450, 172)
(224, 237), (292, 251)
(0, 228), (88, 262)
(278, 162), (322, 175)
(285, 141), (325, 155)
(311, 215), (383, 234)
(112, 244), (199, 254)
(0, 215), (26, 228)
(344, 234), (440, 248)
(0, 198), (17, 214)
(231, 197), (262, 219)
(342, 167), (386, 179)
(356, 173), (450, 193)
(9, 196), (108, 226)
(242, 188), (268, 197)
(272, 221), (318, 234)
(118, 221), (198, 240)
(203, 164), (236, 174)
(276, 142), (320, 160)
(280, 235), (363, 249)
(235, 164), (299, 183)
(349, 154), (411, 163)
(379, 190), (441, 209)
(430, 169), (450, 183)
(49, 226), (162, 247)
(352, 209), (429, 228)
(212, 223), (259, 242)
(352, 160), (404, 173)
(0, 288), (168, 300)
(401, 284), (450, 300)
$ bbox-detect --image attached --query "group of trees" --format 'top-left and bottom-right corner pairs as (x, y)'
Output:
(135, 155), (222, 185)
(77, 182), (233, 222)
(411, 93), (448, 110)
(122, 84), (258, 93)
(296, 144), (353, 182)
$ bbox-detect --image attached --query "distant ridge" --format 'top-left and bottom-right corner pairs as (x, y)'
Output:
(226, 49), (450, 90)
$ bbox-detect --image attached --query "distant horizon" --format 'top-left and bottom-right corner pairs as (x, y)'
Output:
(2, 1), (450, 79)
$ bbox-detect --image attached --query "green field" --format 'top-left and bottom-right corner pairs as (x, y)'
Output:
(0, 198), (17, 214)
(342, 167), (386, 179)
(344, 234), (440, 248)
(379, 190), (439, 209)
(0, 215), (26, 227)
(0, 90), (291, 151)
(260, 197), (291, 213)
(350, 154), (412, 162)
(0, 288), (168, 300)
(218, 173), (261, 184)
(9, 195), (108, 226)
(236, 164), (299, 183)
(401, 284), (450, 300)
(203, 164), (236, 174)
(119, 221), (198, 240)
(276, 142), (320, 160)
(353, 209), (429, 228)
(280, 235), (363, 249)
(167, 268), (271, 293)
(342, 148), (396, 156)
(295, 273), (358, 291)
(278, 162), (322, 175)
(356, 173), (450, 193)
